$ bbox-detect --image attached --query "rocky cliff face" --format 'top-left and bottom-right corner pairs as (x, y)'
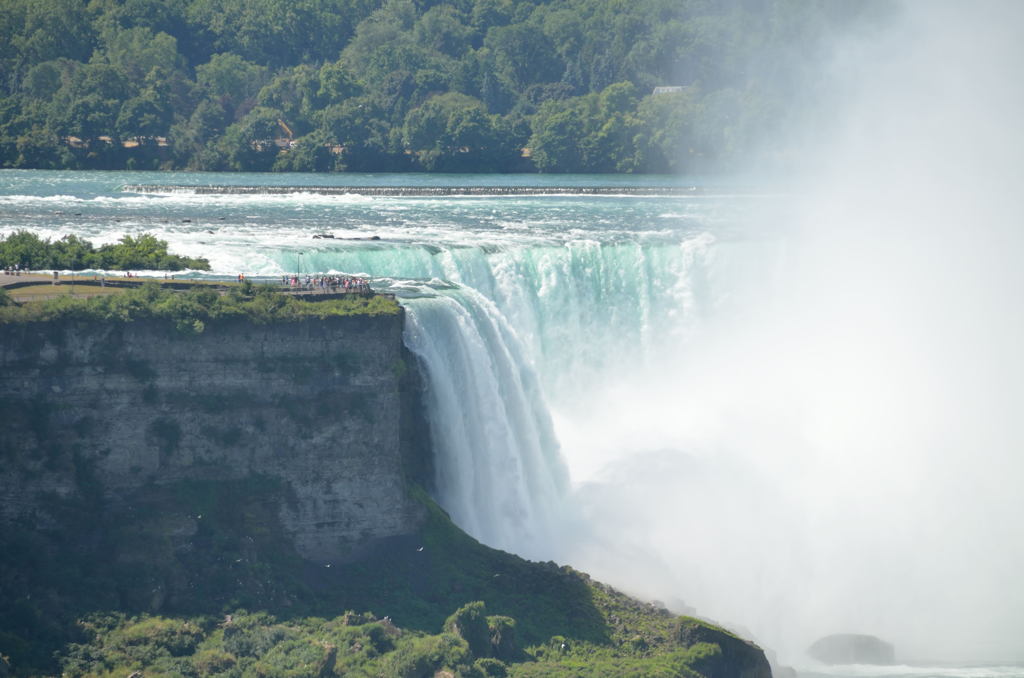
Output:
(0, 313), (427, 565)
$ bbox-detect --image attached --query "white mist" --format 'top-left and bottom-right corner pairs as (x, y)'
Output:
(549, 0), (1024, 665)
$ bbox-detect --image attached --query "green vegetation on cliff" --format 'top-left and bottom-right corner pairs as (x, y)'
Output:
(0, 0), (890, 173)
(0, 482), (767, 678)
(55, 607), (737, 678)
(0, 280), (401, 325)
(0, 230), (210, 272)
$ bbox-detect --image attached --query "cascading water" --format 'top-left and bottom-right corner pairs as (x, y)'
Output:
(393, 233), (726, 554)
(401, 284), (569, 559)
(273, 234), (719, 400)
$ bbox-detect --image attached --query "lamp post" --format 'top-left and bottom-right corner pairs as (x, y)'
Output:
(296, 251), (303, 277)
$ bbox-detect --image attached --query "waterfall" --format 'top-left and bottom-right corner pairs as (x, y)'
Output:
(402, 285), (569, 558)
(291, 233), (717, 393)
(397, 234), (722, 556)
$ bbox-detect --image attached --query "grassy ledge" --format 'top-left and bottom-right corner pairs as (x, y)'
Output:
(0, 280), (400, 326)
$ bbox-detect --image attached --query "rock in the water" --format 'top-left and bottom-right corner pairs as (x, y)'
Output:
(808, 634), (895, 665)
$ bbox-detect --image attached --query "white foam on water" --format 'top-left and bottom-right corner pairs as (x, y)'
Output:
(795, 664), (1024, 678)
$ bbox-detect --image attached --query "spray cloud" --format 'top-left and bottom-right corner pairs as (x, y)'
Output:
(550, 0), (1024, 664)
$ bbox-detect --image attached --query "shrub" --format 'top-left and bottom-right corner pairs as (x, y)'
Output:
(487, 616), (518, 661)
(381, 632), (472, 678)
(474, 657), (509, 677)
(104, 617), (204, 663)
(445, 602), (490, 658)
(192, 648), (237, 676)
(222, 614), (294, 658)
(250, 637), (331, 678)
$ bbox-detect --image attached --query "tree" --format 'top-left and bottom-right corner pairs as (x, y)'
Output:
(186, 0), (369, 68)
(528, 105), (586, 173)
(21, 61), (63, 100)
(339, 0), (455, 116)
(168, 97), (229, 168)
(0, 230), (52, 269)
(12, 0), (95, 67)
(92, 233), (208, 270)
(94, 26), (185, 85)
(589, 81), (641, 172)
(257, 65), (321, 136)
(484, 23), (562, 94)
(8, 126), (64, 169)
(44, 61), (130, 144)
(413, 5), (477, 57)
(195, 53), (269, 118)
(272, 131), (334, 172)
(317, 97), (400, 171)
(51, 234), (94, 269)
(51, 93), (117, 142)
(632, 88), (697, 173)
(318, 61), (363, 106)
(218, 106), (284, 170)
(526, 80), (654, 172)
(116, 92), (172, 142)
(0, 0), (893, 172)
(402, 92), (510, 171)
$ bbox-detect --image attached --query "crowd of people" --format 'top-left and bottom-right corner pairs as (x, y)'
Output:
(3, 264), (374, 295)
(281, 274), (372, 294)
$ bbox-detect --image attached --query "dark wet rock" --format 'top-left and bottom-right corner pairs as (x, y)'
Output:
(808, 634), (895, 665)
(674, 618), (772, 678)
(0, 315), (425, 564)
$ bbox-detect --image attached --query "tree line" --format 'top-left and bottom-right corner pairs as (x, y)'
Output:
(0, 0), (889, 173)
(0, 230), (210, 270)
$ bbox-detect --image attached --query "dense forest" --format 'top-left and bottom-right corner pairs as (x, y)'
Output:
(0, 0), (889, 173)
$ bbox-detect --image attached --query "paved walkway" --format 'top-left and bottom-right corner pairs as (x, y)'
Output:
(2, 273), (387, 302)
(0, 273), (53, 287)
